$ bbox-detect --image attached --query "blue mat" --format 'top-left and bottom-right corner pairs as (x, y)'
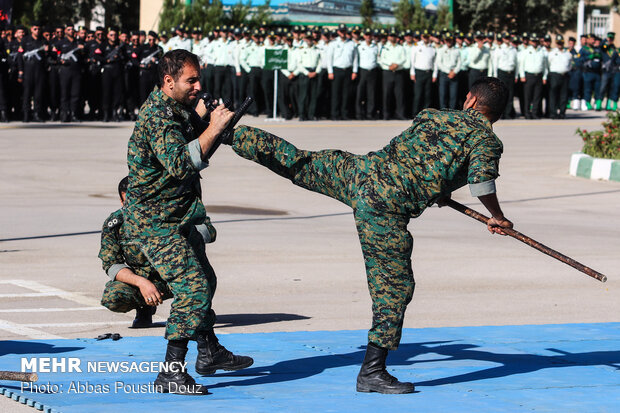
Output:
(1, 323), (620, 412)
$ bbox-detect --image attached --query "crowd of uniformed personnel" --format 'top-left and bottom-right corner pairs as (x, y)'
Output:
(2, 20), (620, 123)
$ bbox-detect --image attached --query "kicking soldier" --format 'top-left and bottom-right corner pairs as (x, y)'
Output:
(225, 77), (513, 394)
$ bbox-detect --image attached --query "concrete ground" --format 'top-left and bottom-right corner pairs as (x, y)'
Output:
(1, 110), (619, 411)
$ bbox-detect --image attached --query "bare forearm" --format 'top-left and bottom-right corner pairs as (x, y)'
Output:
(478, 193), (504, 219)
(114, 268), (147, 288)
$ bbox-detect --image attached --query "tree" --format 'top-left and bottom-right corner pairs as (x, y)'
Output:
(454, 0), (578, 34)
(394, 0), (413, 31)
(248, 0), (272, 29)
(228, 0), (251, 27)
(434, 0), (452, 31)
(159, 0), (186, 33)
(360, 0), (375, 28)
(411, 0), (429, 30)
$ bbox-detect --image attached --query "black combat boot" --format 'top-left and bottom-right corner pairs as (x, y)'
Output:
(356, 343), (415, 394)
(69, 112), (80, 123)
(154, 341), (209, 395)
(0, 110), (8, 123)
(131, 306), (156, 328)
(195, 329), (254, 375)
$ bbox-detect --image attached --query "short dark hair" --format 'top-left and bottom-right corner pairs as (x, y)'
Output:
(469, 77), (509, 123)
(118, 176), (129, 199)
(158, 49), (200, 85)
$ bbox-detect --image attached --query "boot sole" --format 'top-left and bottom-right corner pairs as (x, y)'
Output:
(196, 359), (254, 376)
(356, 384), (415, 394)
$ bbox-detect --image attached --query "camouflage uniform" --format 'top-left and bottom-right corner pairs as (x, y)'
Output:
(98, 209), (173, 312)
(122, 88), (218, 341)
(98, 208), (216, 314)
(232, 108), (502, 350)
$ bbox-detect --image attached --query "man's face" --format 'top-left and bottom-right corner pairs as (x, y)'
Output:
(568, 39), (575, 49)
(148, 35), (156, 46)
(86, 33), (94, 41)
(65, 27), (74, 38)
(79, 28), (86, 38)
(131, 35), (138, 44)
(55, 28), (63, 38)
(31, 26), (40, 38)
(167, 63), (201, 106)
(108, 31), (117, 43)
(119, 33), (127, 43)
(95, 30), (103, 41)
(139, 34), (146, 44)
(42, 31), (51, 41)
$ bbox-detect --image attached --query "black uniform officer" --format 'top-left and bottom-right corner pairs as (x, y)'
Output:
(85, 27), (105, 120)
(0, 26), (9, 122)
(100, 27), (126, 122)
(20, 22), (48, 122)
(56, 24), (84, 122)
(138, 31), (162, 106)
(124, 31), (141, 120)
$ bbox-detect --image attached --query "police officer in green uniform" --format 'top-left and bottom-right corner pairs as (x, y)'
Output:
(123, 50), (253, 395)
(225, 77), (512, 394)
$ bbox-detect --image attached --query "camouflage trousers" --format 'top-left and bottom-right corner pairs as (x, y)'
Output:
(101, 270), (173, 313)
(121, 227), (217, 341)
(233, 126), (415, 350)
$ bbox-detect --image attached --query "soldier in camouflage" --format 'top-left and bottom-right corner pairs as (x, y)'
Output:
(98, 176), (217, 328)
(227, 77), (513, 394)
(122, 50), (252, 395)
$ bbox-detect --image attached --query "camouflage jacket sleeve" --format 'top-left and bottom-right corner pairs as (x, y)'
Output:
(97, 210), (130, 280)
(194, 214), (217, 244)
(146, 111), (207, 181)
(467, 131), (503, 197)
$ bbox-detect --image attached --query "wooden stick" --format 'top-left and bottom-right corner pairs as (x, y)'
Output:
(445, 199), (607, 283)
(0, 371), (38, 382)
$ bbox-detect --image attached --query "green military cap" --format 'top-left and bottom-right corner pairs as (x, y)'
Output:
(474, 30), (484, 39)
(388, 27), (397, 36)
(160, 30), (168, 37)
(496, 33), (503, 40)
(556, 34), (564, 42)
(252, 29), (260, 36)
(586, 33), (594, 39)
(293, 25), (300, 32)
(404, 29), (412, 37)
(543, 34), (551, 41)
(608, 32), (615, 38)
(214, 25), (221, 31)
(233, 27), (241, 36)
(380, 28), (387, 36)
(275, 27), (283, 35)
(511, 35), (520, 43)
(413, 30), (421, 37)
(456, 31), (464, 38)
(521, 31), (529, 39)
(148, 30), (158, 38)
(305, 30), (313, 37)
(444, 32), (453, 40)
(363, 28), (372, 36)
(321, 27), (330, 35)
(338, 23), (348, 32)
(353, 25), (361, 33)
(530, 32), (539, 41)
(422, 29), (430, 37)
(268, 30), (276, 37)
(568, 36), (576, 42)
(485, 31), (494, 39)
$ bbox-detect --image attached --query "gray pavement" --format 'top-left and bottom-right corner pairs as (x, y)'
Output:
(1, 112), (619, 410)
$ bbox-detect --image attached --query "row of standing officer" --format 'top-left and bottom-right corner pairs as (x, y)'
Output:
(0, 22), (163, 122)
(168, 23), (586, 122)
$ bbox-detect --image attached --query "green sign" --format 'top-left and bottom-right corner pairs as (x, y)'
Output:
(264, 49), (288, 70)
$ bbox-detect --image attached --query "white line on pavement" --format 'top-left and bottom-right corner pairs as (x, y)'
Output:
(0, 279), (101, 306)
(0, 319), (64, 340)
(0, 307), (105, 313)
